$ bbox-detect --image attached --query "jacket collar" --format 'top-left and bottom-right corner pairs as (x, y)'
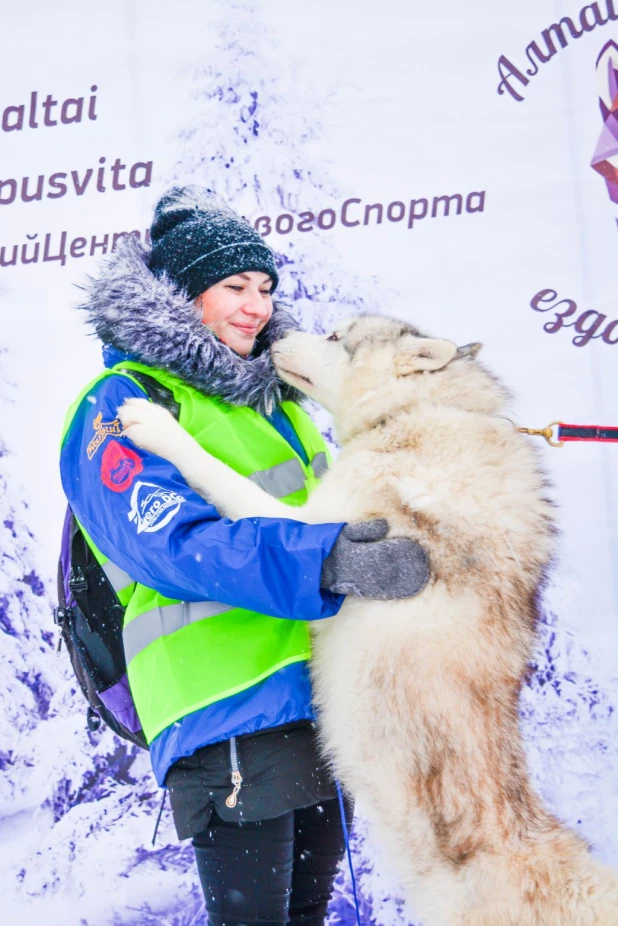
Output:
(102, 344), (133, 368)
(80, 236), (302, 416)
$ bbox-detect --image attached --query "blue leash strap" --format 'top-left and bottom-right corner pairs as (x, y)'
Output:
(151, 789), (167, 847)
(336, 779), (362, 926)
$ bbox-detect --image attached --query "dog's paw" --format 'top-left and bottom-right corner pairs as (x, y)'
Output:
(117, 398), (180, 457)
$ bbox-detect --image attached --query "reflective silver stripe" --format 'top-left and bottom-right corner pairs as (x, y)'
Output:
(102, 560), (134, 593)
(310, 452), (329, 480)
(249, 457), (306, 498)
(123, 600), (233, 664)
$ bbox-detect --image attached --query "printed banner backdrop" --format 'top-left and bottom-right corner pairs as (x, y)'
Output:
(1, 0), (618, 922)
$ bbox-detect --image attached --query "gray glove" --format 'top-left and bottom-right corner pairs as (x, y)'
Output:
(321, 519), (430, 600)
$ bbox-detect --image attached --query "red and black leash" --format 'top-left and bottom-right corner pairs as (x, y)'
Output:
(518, 421), (618, 448)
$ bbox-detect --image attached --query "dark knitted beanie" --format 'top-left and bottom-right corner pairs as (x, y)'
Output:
(149, 185), (279, 298)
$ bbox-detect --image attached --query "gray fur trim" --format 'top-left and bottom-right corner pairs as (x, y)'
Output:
(77, 236), (302, 416)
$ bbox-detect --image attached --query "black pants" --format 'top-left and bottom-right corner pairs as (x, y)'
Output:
(192, 795), (354, 926)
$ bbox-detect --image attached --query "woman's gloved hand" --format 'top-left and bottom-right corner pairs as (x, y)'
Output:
(320, 519), (430, 600)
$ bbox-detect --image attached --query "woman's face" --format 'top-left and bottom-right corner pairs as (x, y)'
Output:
(195, 271), (274, 356)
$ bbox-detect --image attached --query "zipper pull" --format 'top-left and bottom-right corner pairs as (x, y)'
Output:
(56, 634), (63, 655)
(225, 770), (243, 808)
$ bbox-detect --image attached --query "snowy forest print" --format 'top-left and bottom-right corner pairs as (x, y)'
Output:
(2, 1), (618, 924)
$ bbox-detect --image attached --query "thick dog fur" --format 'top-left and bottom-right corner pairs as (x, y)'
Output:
(119, 315), (618, 925)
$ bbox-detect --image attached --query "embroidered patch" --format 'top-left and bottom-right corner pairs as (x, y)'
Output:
(127, 480), (185, 534)
(87, 411), (123, 460)
(101, 440), (144, 493)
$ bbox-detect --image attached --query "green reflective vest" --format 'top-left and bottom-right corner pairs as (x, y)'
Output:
(64, 361), (331, 743)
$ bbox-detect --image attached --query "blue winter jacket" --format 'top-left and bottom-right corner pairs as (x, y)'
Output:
(60, 346), (345, 785)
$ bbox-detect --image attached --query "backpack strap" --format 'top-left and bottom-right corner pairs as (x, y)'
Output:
(68, 515), (99, 635)
(117, 369), (181, 421)
(57, 553), (67, 611)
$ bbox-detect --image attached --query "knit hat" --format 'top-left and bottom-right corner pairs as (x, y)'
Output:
(149, 185), (279, 298)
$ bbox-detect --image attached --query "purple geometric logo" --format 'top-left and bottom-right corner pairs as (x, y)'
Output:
(592, 40), (618, 208)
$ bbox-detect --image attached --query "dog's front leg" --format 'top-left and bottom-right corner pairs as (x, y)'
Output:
(118, 398), (295, 521)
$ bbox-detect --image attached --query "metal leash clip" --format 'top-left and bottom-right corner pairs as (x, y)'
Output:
(517, 421), (563, 448)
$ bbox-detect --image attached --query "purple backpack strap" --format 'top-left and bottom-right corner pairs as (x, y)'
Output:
(58, 505), (75, 609)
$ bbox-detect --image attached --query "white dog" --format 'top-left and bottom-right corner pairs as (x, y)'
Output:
(119, 315), (618, 925)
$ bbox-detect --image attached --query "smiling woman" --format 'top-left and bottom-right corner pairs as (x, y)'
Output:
(58, 184), (429, 926)
(196, 270), (274, 356)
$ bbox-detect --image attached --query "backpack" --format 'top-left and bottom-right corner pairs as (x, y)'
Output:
(54, 370), (180, 749)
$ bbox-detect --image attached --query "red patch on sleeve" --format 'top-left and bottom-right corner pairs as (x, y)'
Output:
(101, 440), (144, 493)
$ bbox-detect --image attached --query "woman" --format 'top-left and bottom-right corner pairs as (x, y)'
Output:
(60, 185), (428, 925)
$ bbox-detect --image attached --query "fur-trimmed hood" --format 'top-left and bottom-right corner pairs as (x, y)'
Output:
(77, 236), (302, 416)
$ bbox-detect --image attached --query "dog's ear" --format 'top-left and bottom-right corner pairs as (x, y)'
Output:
(455, 342), (483, 360)
(395, 338), (458, 376)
